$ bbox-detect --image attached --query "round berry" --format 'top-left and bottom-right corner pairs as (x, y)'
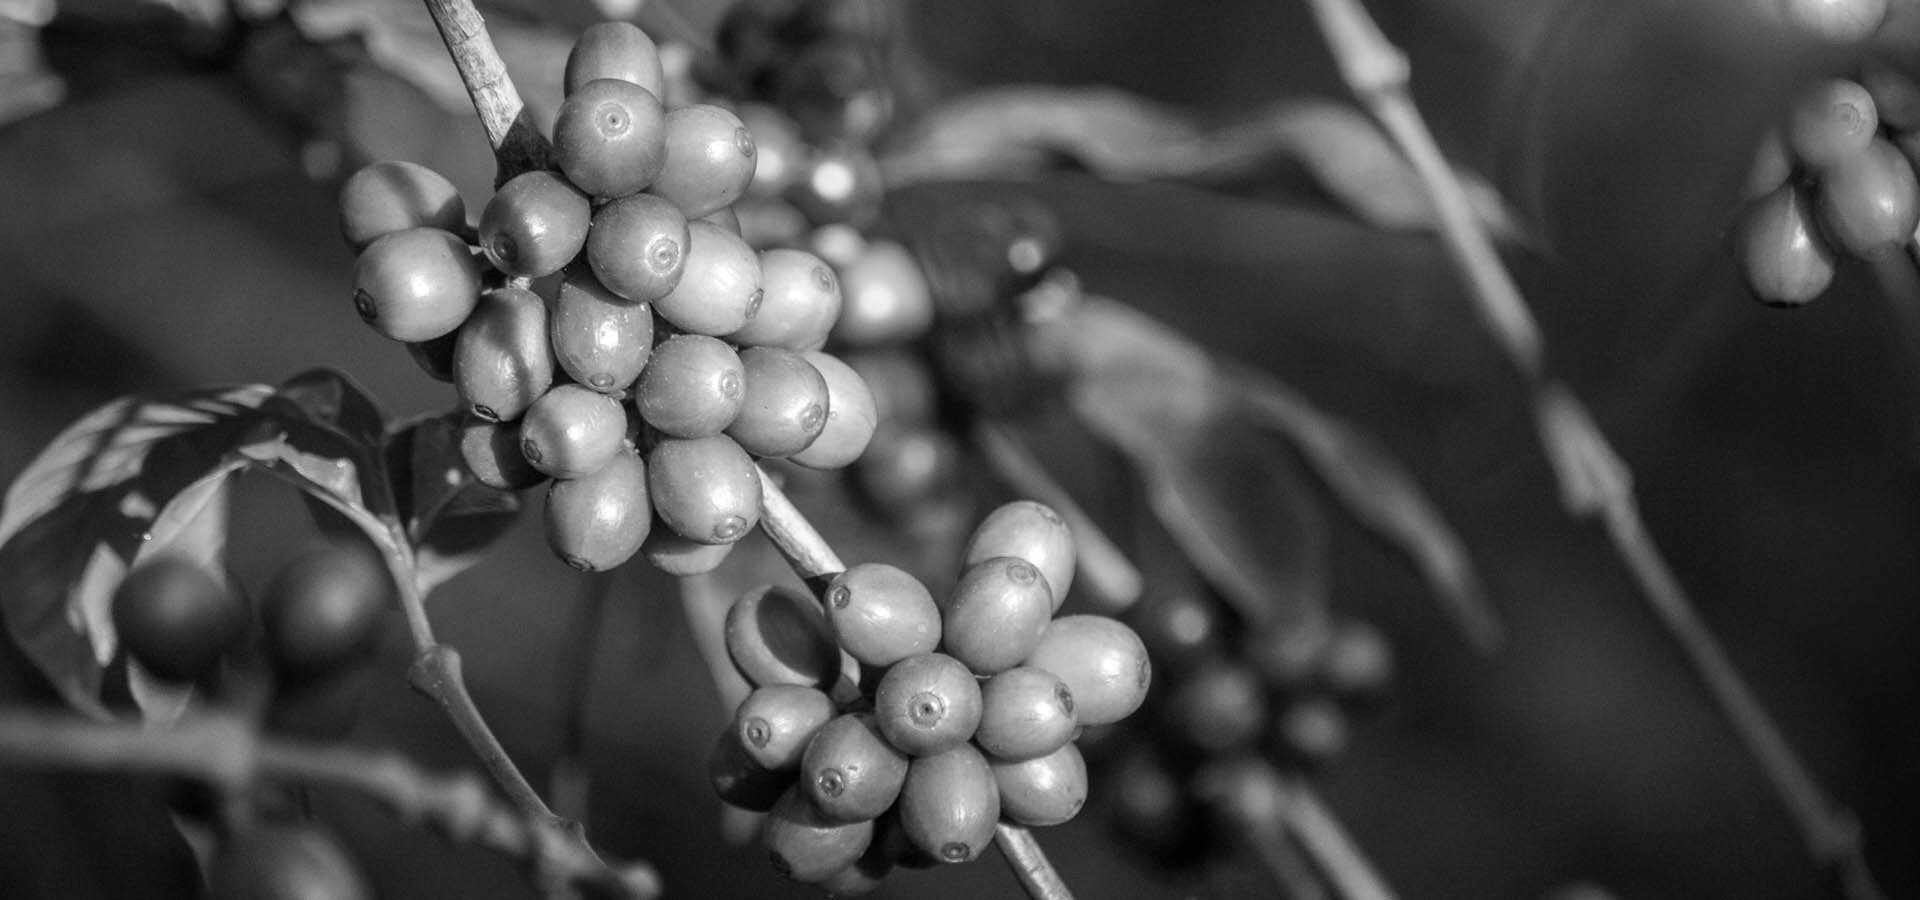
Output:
(1272, 695), (1351, 766)
(519, 384), (628, 479)
(1786, 78), (1878, 171)
(550, 268), (654, 394)
(789, 351), (877, 470)
(564, 21), (665, 97)
(726, 347), (830, 458)
(633, 334), (745, 438)
(734, 683), (837, 772)
(554, 78), (668, 199)
(1243, 618), (1331, 692)
(1815, 137), (1919, 258)
(737, 103), (808, 202)
(352, 227), (480, 342)
(338, 160), (466, 251)
(961, 500), (1075, 611)
(1129, 585), (1229, 675)
(725, 584), (841, 690)
(455, 286), (555, 422)
(785, 143), (884, 227)
(112, 558), (247, 683)
(873, 652), (981, 756)
(479, 170), (590, 278)
(761, 785), (874, 884)
(975, 666), (1076, 762)
(1776, 0), (1887, 43)
(458, 416), (546, 491)
(727, 248), (841, 350)
(831, 239), (934, 346)
(1024, 615), (1150, 727)
(1161, 660), (1266, 754)
(823, 563), (940, 667)
(648, 434), (762, 544)
(654, 221), (764, 336)
(898, 743), (999, 864)
(261, 545), (393, 678)
(1320, 617), (1394, 701)
(641, 520), (736, 575)
(991, 742), (1086, 828)
(544, 445), (650, 572)
(649, 104), (757, 219)
(1735, 182), (1836, 307)
(940, 556), (1053, 675)
(587, 192), (689, 302)
(800, 712), (909, 823)
(211, 823), (370, 900)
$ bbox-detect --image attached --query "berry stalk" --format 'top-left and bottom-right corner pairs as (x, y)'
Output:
(420, 0), (554, 182)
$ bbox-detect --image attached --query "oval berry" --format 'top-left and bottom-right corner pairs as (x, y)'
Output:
(789, 351), (877, 470)
(1272, 695), (1351, 766)
(1776, 0), (1887, 43)
(655, 221), (764, 336)
(823, 562), (940, 667)
(519, 384), (628, 479)
(975, 666), (1077, 762)
(898, 743), (999, 864)
(338, 159), (466, 251)
(761, 785), (874, 883)
(455, 286), (554, 422)
(726, 584), (841, 690)
(458, 416), (546, 491)
(734, 683), (837, 771)
(261, 545), (393, 678)
(647, 434), (761, 544)
(1816, 137), (1919, 258)
(940, 556), (1053, 676)
(710, 728), (792, 813)
(1024, 614), (1150, 727)
(1130, 584), (1229, 675)
(564, 21), (665, 97)
(1787, 77), (1878, 171)
(113, 557), (247, 683)
(1161, 660), (1266, 754)
(211, 824), (370, 900)
(831, 239), (933, 346)
(728, 248), (841, 350)
(587, 192), (689, 302)
(649, 104), (757, 218)
(1320, 617), (1394, 701)
(352, 227), (480, 342)
(873, 652), (981, 757)
(726, 347), (830, 458)
(554, 78), (668, 199)
(640, 520), (735, 575)
(961, 500), (1075, 611)
(801, 713), (909, 823)
(633, 334), (744, 438)
(479, 170), (590, 278)
(544, 445), (650, 572)
(550, 268), (653, 394)
(785, 143), (883, 227)
(1735, 182), (1836, 306)
(738, 103), (808, 201)
(991, 742), (1087, 828)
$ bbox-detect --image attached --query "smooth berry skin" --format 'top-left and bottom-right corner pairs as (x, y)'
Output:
(727, 248), (842, 350)
(632, 334), (744, 438)
(823, 563), (941, 667)
(975, 666), (1077, 762)
(640, 521), (735, 575)
(1024, 614), (1150, 727)
(564, 21), (665, 97)
(734, 683), (837, 772)
(1243, 618), (1331, 692)
(737, 103), (808, 202)
(940, 556), (1053, 676)
(961, 501), (1076, 611)
(544, 445), (650, 572)
(262, 545), (393, 678)
(1816, 137), (1920, 259)
(519, 384), (628, 480)
(801, 713), (909, 823)
(898, 743), (999, 864)
(587, 193), (689, 303)
(337, 159), (466, 251)
(1273, 695), (1351, 766)
(550, 268), (653, 394)
(725, 584), (840, 690)
(761, 786), (875, 884)
(1777, 0), (1888, 43)
(112, 558), (247, 683)
(1787, 78), (1879, 172)
(726, 347), (830, 458)
(1162, 660), (1267, 754)
(1736, 182), (1836, 307)
(786, 143), (884, 227)
(1130, 584), (1229, 676)
(479, 170), (590, 278)
(647, 434), (761, 544)
(991, 742), (1087, 828)
(830, 239), (934, 346)
(654, 221), (765, 337)
(789, 351), (877, 471)
(873, 652), (981, 757)
(455, 286), (554, 423)
(649, 104), (757, 219)
(211, 823), (370, 900)
(352, 227), (480, 342)
(458, 416), (546, 491)
(554, 78), (668, 199)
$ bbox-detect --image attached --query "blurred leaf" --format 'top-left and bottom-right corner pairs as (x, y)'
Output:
(262, 368), (394, 521)
(385, 411), (522, 595)
(1038, 297), (1329, 628)
(882, 86), (1522, 239)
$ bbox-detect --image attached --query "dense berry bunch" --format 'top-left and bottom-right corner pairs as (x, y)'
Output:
(337, 22), (881, 576)
(708, 500), (1150, 892)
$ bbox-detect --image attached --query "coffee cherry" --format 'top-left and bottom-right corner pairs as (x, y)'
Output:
(831, 239), (934, 346)
(789, 351), (877, 470)
(1746, 130), (1792, 201)
(961, 501), (1075, 611)
(406, 331), (459, 383)
(352, 227), (480, 342)
(1272, 695), (1350, 766)
(338, 159), (466, 251)
(655, 221), (765, 336)
(991, 742), (1087, 828)
(922, 198), (1065, 316)
(850, 425), (966, 518)
(647, 434), (762, 543)
(1735, 182), (1835, 306)
(726, 584), (841, 689)
(545, 445), (650, 571)
(1243, 618), (1331, 693)
(112, 557), (247, 683)
(633, 334), (746, 438)
(728, 249), (842, 350)
(898, 743), (999, 864)
(940, 556), (1053, 676)
(823, 563), (940, 667)
(710, 728), (793, 812)
(762, 785), (875, 883)
(479, 170), (590, 278)
(458, 416), (546, 491)
(211, 823), (370, 900)
(843, 350), (937, 427)
(735, 683), (838, 771)
(701, 205), (743, 235)
(726, 347), (830, 458)
(1861, 60), (1920, 132)
(801, 713), (910, 823)
(456, 286), (555, 422)
(550, 268), (654, 394)
(1816, 137), (1919, 258)
(1162, 660), (1266, 754)
(1787, 78), (1878, 172)
(261, 545), (392, 678)
(554, 78), (669, 199)
(588, 193), (690, 302)
(564, 21), (666, 98)
(1320, 617), (1394, 701)
(737, 103), (808, 201)
(975, 666), (1077, 761)
(1024, 615), (1150, 727)
(874, 652), (981, 756)
(785, 143), (884, 227)
(640, 520), (736, 575)
(649, 104), (758, 219)
(1129, 585), (1229, 676)
(519, 385), (628, 479)
(1776, 0), (1887, 43)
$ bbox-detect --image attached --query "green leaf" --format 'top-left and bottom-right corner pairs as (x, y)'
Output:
(386, 411), (522, 595)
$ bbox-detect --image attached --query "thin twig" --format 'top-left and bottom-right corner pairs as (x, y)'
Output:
(1303, 2), (1887, 897)
(754, 469), (1075, 900)
(679, 570), (752, 714)
(1277, 779), (1398, 900)
(551, 570), (617, 823)
(974, 422), (1145, 613)
(420, 0), (554, 182)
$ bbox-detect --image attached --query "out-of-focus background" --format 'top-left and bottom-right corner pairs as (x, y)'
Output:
(2, 1), (1917, 899)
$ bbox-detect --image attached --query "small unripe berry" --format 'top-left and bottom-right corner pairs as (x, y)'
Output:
(761, 786), (874, 883)
(113, 558), (247, 683)
(564, 21), (665, 97)
(261, 545), (393, 678)
(874, 652), (981, 756)
(519, 384), (628, 479)
(975, 666), (1077, 761)
(338, 160), (465, 251)
(647, 434), (761, 544)
(544, 445), (650, 571)
(654, 221), (764, 336)
(1735, 182), (1835, 307)
(633, 335), (744, 438)
(352, 228), (480, 342)
(479, 171), (591, 278)
(898, 744), (999, 864)
(550, 268), (653, 394)
(725, 347), (830, 458)
(733, 683), (837, 771)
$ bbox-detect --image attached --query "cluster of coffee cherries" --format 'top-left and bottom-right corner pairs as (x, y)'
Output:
(339, 21), (881, 577)
(708, 500), (1151, 893)
(110, 545), (395, 898)
(1101, 585), (1393, 866)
